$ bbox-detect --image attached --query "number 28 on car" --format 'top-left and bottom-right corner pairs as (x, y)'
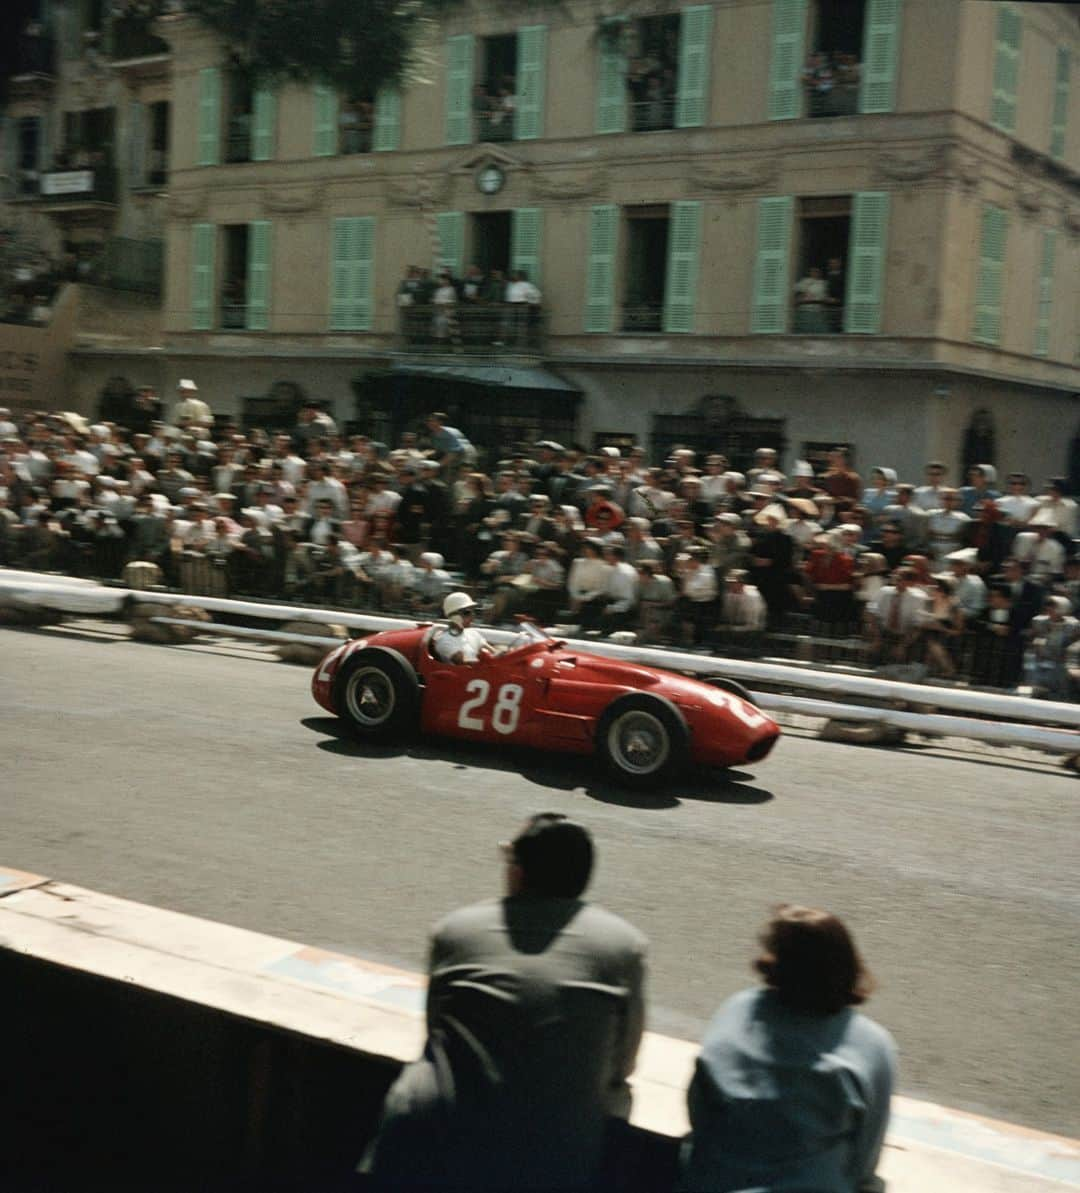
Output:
(312, 622), (779, 788)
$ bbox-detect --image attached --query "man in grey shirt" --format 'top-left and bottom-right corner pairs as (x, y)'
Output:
(365, 814), (648, 1190)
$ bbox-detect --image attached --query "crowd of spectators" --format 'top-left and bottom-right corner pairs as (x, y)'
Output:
(2, 390), (1079, 699)
(397, 264), (542, 349)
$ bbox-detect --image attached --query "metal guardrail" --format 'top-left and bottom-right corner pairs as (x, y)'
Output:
(398, 303), (545, 353)
(4, 572), (1077, 758)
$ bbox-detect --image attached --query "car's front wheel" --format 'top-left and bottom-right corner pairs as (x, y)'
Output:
(333, 647), (419, 741)
(596, 694), (689, 789)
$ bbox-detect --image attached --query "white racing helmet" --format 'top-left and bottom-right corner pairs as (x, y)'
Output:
(443, 591), (478, 619)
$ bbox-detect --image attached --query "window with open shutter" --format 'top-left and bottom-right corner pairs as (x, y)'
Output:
(750, 197), (793, 333)
(596, 39), (627, 134)
(128, 100), (146, 187)
(990, 5), (1021, 133)
(766, 0), (807, 121)
(844, 192), (890, 334)
(373, 89), (401, 152)
(675, 6), (713, 128)
(1050, 48), (1070, 160)
(515, 26), (547, 141)
(436, 211), (465, 276)
(972, 204), (1008, 345)
(313, 84), (338, 156)
(197, 67), (221, 166)
(246, 221), (272, 331)
(330, 216), (375, 331)
(190, 223), (216, 331)
(1034, 228), (1056, 357)
(252, 88), (276, 161)
(663, 201), (702, 333)
(446, 35), (475, 145)
(585, 205), (618, 332)
(511, 208), (543, 288)
(859, 0), (902, 114)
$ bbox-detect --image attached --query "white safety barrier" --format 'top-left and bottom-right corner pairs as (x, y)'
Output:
(4, 571), (1079, 755)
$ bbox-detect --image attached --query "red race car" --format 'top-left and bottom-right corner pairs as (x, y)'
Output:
(312, 622), (779, 787)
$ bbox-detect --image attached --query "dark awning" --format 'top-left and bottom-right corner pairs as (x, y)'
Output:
(389, 361), (581, 394)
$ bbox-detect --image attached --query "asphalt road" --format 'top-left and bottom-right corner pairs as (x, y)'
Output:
(4, 624), (1079, 1138)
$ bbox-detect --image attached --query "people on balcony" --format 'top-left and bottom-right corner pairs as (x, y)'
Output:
(397, 264), (543, 351)
(802, 50), (861, 117)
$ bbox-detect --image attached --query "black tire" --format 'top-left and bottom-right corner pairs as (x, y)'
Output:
(332, 647), (420, 741)
(596, 694), (689, 789)
(705, 677), (757, 706)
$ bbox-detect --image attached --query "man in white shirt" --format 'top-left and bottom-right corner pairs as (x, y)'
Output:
(433, 592), (494, 664)
(601, 543), (640, 633)
(913, 461), (949, 511)
(676, 547), (718, 646)
(720, 569), (767, 633)
(996, 473), (1039, 527)
(303, 460), (349, 518)
(1013, 522), (1067, 580)
(1033, 478), (1078, 539)
(867, 567), (929, 662)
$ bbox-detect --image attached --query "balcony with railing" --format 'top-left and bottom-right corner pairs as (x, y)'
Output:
(108, 16), (169, 61)
(33, 161), (118, 207)
(399, 304), (546, 354)
(621, 304), (663, 333)
(475, 109), (515, 143)
(629, 97), (676, 133)
(225, 117), (252, 164)
(801, 54), (862, 118)
(89, 237), (164, 295)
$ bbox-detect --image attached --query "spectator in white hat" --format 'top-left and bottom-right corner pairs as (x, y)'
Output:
(171, 379), (213, 430)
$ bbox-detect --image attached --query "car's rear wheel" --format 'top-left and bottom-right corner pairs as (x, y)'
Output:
(333, 648), (419, 741)
(596, 694), (688, 789)
(705, 676), (757, 706)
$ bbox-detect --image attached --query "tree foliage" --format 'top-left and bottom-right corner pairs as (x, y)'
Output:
(183, 0), (435, 97)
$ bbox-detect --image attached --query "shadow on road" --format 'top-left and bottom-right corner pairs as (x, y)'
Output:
(301, 716), (775, 808)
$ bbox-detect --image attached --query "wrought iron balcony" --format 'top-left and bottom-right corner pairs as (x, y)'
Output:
(621, 304), (663, 333)
(629, 98), (676, 133)
(398, 303), (546, 354)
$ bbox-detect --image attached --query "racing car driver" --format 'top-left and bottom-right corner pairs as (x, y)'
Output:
(435, 592), (496, 665)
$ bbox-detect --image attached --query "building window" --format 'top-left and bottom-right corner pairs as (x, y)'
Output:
(60, 107), (114, 170)
(148, 102), (169, 185)
(622, 207), (669, 331)
(626, 14), (680, 132)
(221, 225), (250, 328)
(16, 117), (42, 196)
(225, 71), (253, 163)
(476, 35), (518, 141)
(339, 94), (375, 154)
(793, 196), (849, 332)
(802, 0), (865, 117)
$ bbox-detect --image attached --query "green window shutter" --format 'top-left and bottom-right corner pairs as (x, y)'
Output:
(584, 204), (618, 333)
(252, 87), (276, 161)
(436, 211), (465, 276)
(197, 67), (221, 166)
(511, 208), (543, 288)
(596, 40), (627, 134)
(675, 5), (713, 129)
(330, 216), (375, 332)
(859, 0), (902, 114)
(128, 99), (146, 187)
(1050, 48), (1070, 160)
(750, 196), (793, 333)
(1033, 228), (1056, 357)
(663, 201), (702, 333)
(514, 25), (547, 141)
(990, 5), (1021, 133)
(445, 34), (475, 146)
(190, 223), (216, 331)
(843, 192), (890, 334)
(373, 88), (401, 152)
(313, 84), (339, 157)
(766, 0), (807, 121)
(246, 220), (272, 331)
(972, 204), (1009, 345)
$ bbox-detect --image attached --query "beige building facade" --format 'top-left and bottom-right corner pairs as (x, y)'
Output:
(9, 0), (1080, 479)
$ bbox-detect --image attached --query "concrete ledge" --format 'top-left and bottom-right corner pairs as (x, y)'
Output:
(2, 870), (1078, 1191)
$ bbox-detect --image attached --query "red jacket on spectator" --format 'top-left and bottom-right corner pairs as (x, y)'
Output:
(804, 547), (855, 587)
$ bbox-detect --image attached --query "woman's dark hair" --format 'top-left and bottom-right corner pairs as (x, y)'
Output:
(511, 813), (594, 898)
(754, 905), (874, 1015)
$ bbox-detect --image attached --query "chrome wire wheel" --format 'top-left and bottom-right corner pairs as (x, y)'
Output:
(344, 666), (397, 728)
(607, 709), (670, 776)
